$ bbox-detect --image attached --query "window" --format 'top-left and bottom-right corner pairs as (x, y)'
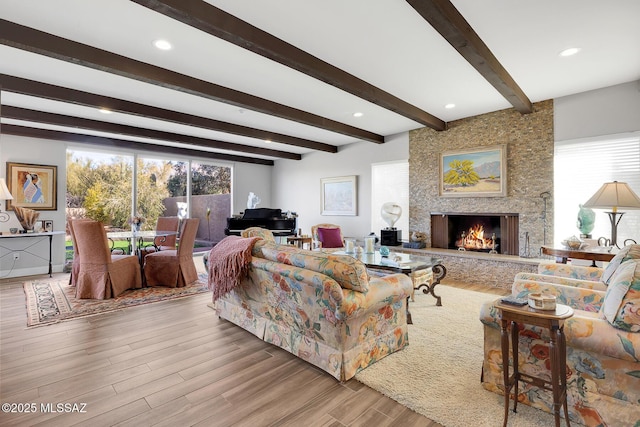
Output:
(554, 133), (640, 246)
(67, 149), (232, 247)
(371, 161), (409, 240)
(66, 150), (133, 227)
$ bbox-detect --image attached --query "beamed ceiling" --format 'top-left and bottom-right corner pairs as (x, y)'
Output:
(1, 0), (639, 165)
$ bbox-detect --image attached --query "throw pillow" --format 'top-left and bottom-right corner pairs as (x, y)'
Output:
(601, 244), (640, 285)
(317, 227), (343, 248)
(601, 260), (640, 331)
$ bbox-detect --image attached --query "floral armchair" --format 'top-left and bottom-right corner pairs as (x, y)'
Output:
(479, 245), (640, 426)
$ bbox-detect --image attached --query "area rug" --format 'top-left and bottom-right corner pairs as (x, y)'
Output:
(23, 273), (209, 327)
(355, 284), (559, 427)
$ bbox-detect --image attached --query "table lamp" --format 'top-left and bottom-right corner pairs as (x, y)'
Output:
(0, 178), (14, 223)
(582, 181), (640, 247)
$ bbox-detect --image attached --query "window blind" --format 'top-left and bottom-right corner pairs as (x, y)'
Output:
(554, 133), (640, 245)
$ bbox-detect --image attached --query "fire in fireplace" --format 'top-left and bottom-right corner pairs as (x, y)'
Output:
(455, 223), (498, 252)
(431, 212), (519, 255)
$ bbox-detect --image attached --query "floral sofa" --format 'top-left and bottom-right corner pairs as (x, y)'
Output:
(480, 244), (640, 426)
(208, 229), (414, 381)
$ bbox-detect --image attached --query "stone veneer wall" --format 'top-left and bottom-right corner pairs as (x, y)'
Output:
(409, 100), (554, 258)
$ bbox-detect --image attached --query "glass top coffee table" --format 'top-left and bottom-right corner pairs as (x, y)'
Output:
(334, 250), (447, 306)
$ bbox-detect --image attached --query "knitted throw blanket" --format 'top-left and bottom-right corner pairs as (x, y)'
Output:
(208, 236), (259, 302)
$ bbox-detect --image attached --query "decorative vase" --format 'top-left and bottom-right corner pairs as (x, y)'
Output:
(13, 206), (40, 232)
(577, 204), (595, 238)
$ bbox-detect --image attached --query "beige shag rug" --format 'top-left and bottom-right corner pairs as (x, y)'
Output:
(355, 284), (559, 427)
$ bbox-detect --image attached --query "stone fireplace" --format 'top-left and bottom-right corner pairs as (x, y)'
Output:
(431, 213), (519, 255)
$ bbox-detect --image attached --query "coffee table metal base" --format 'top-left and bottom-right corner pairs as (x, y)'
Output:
(414, 264), (447, 306)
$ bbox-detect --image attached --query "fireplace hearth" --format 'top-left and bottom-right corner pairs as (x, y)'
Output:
(431, 212), (519, 255)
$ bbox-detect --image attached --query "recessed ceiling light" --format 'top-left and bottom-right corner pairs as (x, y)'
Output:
(264, 139), (272, 144)
(98, 108), (113, 114)
(153, 39), (172, 50)
(445, 103), (456, 109)
(353, 112), (363, 118)
(559, 47), (580, 57)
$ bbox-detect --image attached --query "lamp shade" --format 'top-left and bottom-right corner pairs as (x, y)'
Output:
(583, 181), (640, 211)
(0, 178), (14, 201)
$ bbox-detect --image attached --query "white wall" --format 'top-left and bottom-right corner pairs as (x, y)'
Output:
(232, 162), (272, 215)
(271, 132), (409, 239)
(0, 135), (68, 277)
(555, 80), (640, 141)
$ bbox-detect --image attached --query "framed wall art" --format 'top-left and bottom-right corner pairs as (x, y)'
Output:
(439, 145), (507, 197)
(321, 175), (357, 216)
(6, 162), (58, 210)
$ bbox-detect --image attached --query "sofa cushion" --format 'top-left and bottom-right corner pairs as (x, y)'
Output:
(260, 244), (369, 292)
(317, 227), (343, 248)
(601, 244), (640, 285)
(601, 260), (640, 331)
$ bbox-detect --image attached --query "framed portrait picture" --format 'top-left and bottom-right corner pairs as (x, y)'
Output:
(439, 145), (507, 197)
(321, 175), (357, 216)
(6, 162), (58, 210)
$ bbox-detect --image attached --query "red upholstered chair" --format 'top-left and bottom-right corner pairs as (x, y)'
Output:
(311, 223), (345, 249)
(144, 218), (200, 287)
(73, 220), (142, 299)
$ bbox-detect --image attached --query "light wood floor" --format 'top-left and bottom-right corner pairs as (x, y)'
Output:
(0, 271), (508, 427)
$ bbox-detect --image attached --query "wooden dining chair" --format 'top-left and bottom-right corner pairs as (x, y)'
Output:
(73, 220), (142, 299)
(144, 218), (200, 288)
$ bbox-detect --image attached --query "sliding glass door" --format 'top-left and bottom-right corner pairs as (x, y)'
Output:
(67, 149), (232, 252)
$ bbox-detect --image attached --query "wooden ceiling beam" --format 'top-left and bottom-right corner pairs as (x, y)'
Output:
(132, 0), (447, 131)
(0, 74), (334, 153)
(2, 106), (302, 160)
(0, 19), (384, 143)
(2, 124), (274, 165)
(406, 0), (533, 114)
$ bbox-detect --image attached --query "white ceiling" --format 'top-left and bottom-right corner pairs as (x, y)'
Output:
(1, 0), (639, 163)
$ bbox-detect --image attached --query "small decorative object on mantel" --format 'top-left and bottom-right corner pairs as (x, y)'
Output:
(403, 231), (427, 249)
(380, 202), (402, 245)
(13, 206), (40, 232)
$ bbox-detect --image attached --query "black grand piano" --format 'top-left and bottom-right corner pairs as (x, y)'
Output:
(225, 208), (297, 237)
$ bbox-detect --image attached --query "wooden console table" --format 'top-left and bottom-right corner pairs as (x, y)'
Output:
(0, 231), (65, 277)
(541, 245), (615, 267)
